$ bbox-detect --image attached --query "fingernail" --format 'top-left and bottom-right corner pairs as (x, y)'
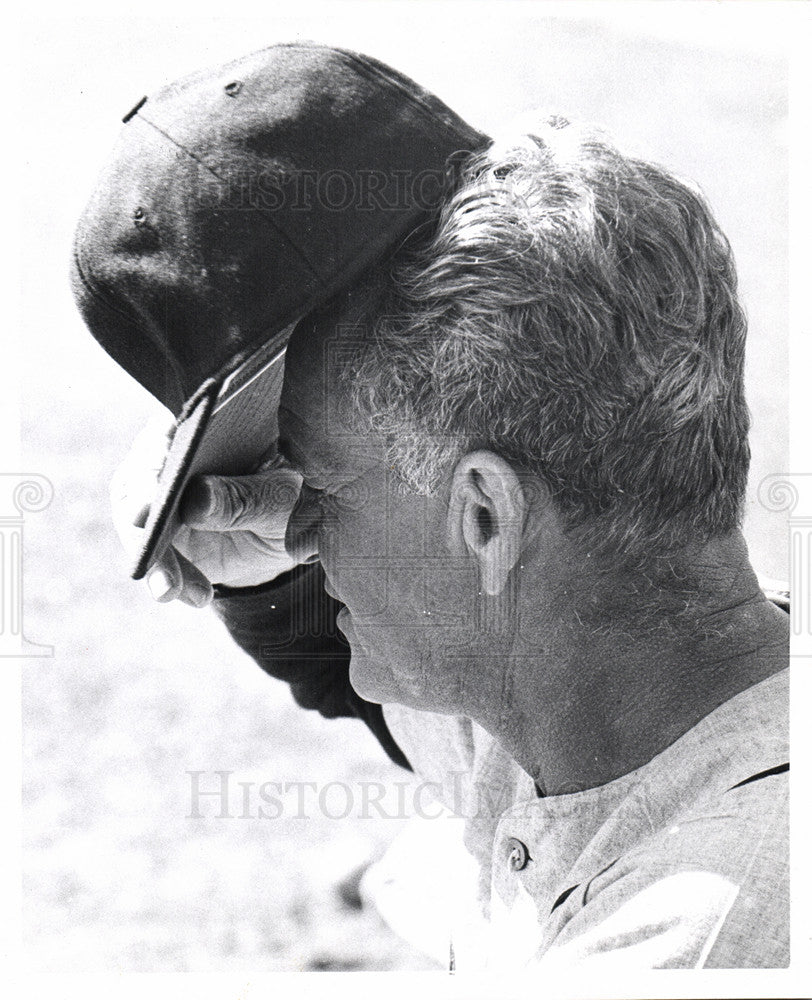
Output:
(186, 583), (212, 608)
(148, 569), (173, 600)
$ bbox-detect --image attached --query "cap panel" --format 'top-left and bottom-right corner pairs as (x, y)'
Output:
(73, 116), (321, 410)
(71, 245), (188, 413)
(138, 44), (483, 292)
(74, 42), (490, 413)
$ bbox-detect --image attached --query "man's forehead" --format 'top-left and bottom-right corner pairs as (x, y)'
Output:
(281, 322), (360, 420)
(278, 328), (382, 480)
(278, 272), (393, 470)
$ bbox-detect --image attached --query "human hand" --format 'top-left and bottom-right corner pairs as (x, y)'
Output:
(111, 413), (303, 608)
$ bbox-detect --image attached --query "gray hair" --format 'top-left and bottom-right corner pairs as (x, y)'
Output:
(350, 117), (750, 568)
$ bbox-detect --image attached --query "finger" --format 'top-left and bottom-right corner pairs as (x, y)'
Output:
(146, 547), (213, 608)
(180, 469), (303, 533)
(173, 521), (299, 588)
(284, 484), (322, 565)
(146, 548), (184, 603)
(173, 549), (214, 609)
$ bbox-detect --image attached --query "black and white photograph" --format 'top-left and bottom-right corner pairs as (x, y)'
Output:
(5, 2), (811, 997)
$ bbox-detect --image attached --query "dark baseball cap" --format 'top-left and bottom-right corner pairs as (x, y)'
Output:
(71, 42), (490, 579)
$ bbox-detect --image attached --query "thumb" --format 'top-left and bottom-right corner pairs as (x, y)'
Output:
(179, 469), (303, 534)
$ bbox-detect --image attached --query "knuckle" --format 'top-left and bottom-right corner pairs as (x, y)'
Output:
(220, 478), (250, 527)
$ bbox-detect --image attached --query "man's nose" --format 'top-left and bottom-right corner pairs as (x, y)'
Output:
(285, 483), (321, 564)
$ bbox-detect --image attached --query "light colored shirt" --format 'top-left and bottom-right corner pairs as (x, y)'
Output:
(382, 667), (789, 969)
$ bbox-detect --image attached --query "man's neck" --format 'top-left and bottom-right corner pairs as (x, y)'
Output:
(467, 530), (789, 796)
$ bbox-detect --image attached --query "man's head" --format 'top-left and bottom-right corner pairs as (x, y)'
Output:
(350, 116), (750, 570)
(279, 116), (753, 711)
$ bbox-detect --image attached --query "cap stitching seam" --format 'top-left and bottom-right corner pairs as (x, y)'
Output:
(138, 114), (229, 183)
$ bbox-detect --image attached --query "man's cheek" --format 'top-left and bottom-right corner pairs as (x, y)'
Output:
(341, 562), (476, 628)
(421, 563), (479, 628)
(331, 566), (417, 626)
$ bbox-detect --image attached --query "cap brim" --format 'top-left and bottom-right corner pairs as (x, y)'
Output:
(132, 336), (289, 580)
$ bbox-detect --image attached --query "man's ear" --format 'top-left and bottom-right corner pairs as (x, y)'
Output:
(447, 450), (527, 596)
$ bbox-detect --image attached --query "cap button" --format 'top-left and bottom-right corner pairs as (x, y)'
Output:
(224, 80), (243, 97)
(506, 837), (530, 872)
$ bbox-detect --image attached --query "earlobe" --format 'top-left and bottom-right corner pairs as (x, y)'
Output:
(447, 450), (527, 596)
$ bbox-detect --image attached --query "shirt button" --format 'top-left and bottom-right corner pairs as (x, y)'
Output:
(506, 837), (530, 872)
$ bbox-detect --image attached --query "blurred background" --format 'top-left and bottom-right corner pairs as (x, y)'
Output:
(18, 2), (789, 974)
